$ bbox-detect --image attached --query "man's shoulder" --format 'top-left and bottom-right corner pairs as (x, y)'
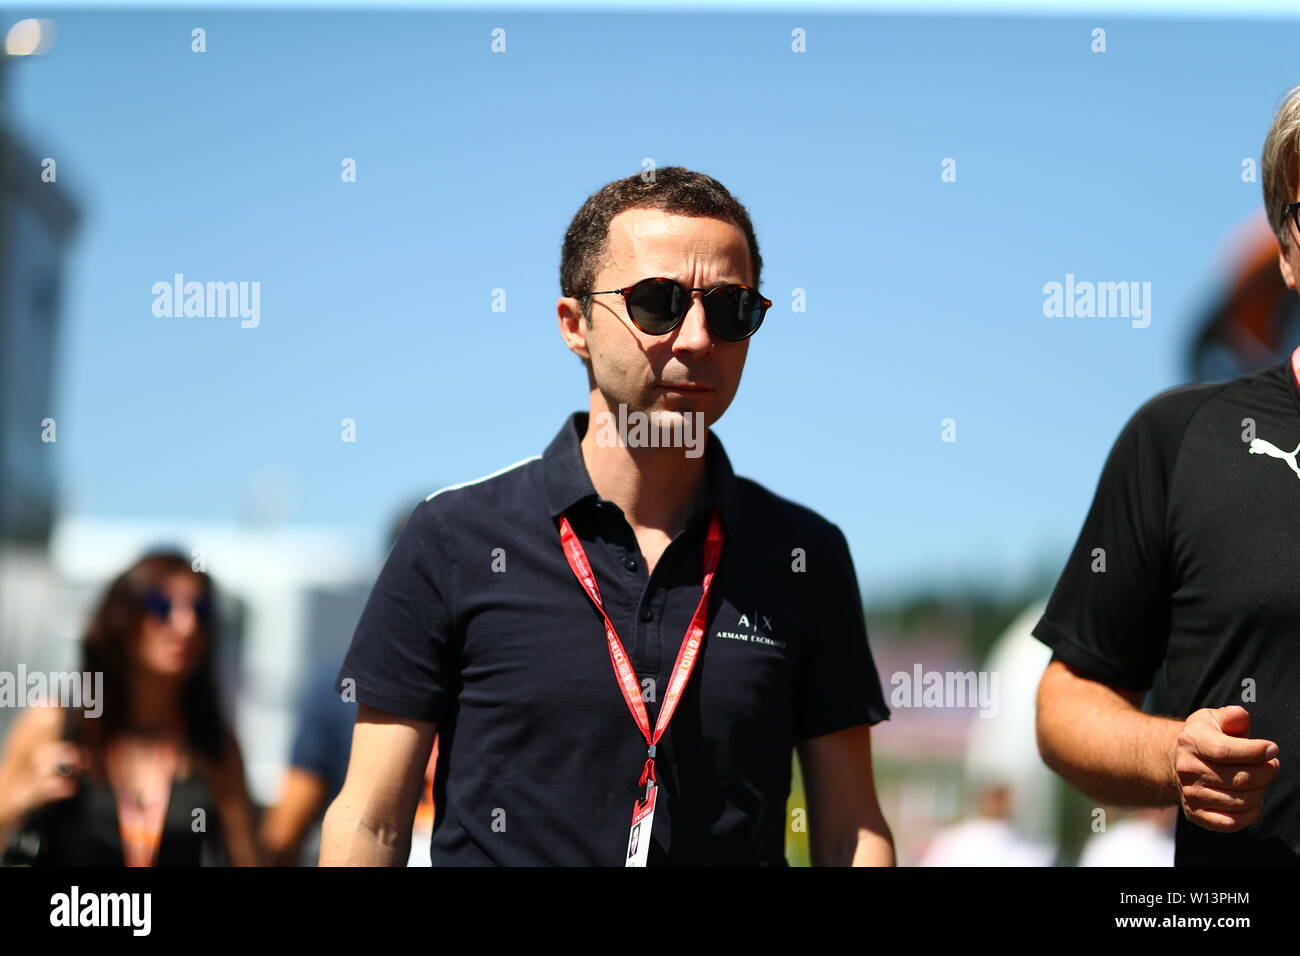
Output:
(1130, 364), (1283, 428)
(1128, 379), (1225, 432)
(1117, 364), (1285, 458)
(414, 454), (544, 524)
(731, 474), (844, 544)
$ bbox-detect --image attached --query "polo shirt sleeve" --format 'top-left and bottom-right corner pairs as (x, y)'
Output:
(1032, 386), (1205, 693)
(793, 522), (890, 742)
(335, 498), (459, 724)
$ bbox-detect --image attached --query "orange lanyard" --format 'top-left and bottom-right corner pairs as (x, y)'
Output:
(106, 732), (181, 867)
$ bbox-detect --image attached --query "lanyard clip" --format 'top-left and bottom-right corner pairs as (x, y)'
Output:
(638, 745), (658, 803)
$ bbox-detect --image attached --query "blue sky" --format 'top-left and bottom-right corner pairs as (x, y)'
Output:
(8, 5), (1300, 600)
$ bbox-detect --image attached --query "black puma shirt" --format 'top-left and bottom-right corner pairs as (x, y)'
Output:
(1035, 357), (1300, 866)
(336, 411), (889, 865)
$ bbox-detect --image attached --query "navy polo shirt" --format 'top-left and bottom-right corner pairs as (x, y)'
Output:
(336, 411), (889, 866)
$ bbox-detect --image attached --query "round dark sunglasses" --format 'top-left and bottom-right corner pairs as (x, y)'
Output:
(144, 588), (213, 623)
(1284, 201), (1300, 242)
(581, 277), (771, 342)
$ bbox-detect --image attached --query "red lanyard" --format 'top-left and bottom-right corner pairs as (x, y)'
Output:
(1292, 345), (1300, 390)
(557, 508), (724, 797)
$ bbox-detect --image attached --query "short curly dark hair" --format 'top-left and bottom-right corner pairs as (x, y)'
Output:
(560, 166), (764, 323)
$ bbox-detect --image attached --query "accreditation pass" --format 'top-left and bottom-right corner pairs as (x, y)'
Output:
(625, 782), (657, 867)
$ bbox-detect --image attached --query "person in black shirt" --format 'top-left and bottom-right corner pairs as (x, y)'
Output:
(321, 167), (893, 866)
(1034, 86), (1300, 866)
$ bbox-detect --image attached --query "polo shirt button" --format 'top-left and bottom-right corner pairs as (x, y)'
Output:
(640, 606), (653, 622)
(623, 556), (638, 571)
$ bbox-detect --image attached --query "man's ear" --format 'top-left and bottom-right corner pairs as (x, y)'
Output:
(1280, 244), (1298, 292)
(558, 296), (591, 362)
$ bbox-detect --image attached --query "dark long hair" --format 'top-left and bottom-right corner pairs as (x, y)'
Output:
(64, 550), (231, 776)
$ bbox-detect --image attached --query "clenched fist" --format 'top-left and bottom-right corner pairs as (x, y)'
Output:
(1171, 705), (1279, 833)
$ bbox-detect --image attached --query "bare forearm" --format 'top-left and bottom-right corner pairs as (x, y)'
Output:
(1038, 673), (1181, 806)
(321, 708), (434, 866)
(319, 796), (411, 866)
(852, 824), (895, 866)
(812, 812), (895, 866)
(222, 803), (263, 866)
(261, 772), (325, 866)
(799, 725), (894, 867)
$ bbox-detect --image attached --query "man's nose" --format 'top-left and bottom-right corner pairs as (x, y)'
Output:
(673, 295), (714, 354)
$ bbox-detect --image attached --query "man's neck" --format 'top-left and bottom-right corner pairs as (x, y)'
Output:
(579, 402), (709, 536)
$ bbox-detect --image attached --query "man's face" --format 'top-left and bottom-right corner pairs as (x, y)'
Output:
(559, 208), (755, 432)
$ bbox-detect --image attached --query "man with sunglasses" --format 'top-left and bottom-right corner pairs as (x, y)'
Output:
(1033, 88), (1300, 866)
(323, 167), (894, 866)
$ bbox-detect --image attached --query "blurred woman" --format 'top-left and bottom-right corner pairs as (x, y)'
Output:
(0, 550), (259, 865)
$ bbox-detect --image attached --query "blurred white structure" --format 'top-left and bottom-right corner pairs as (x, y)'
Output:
(0, 34), (83, 765)
(919, 816), (1054, 867)
(963, 599), (1060, 849)
(1079, 809), (1176, 866)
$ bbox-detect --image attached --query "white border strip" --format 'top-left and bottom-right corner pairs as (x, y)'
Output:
(12, 1), (1300, 13)
(425, 454), (541, 501)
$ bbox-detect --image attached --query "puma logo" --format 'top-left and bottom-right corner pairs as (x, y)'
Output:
(1248, 437), (1300, 480)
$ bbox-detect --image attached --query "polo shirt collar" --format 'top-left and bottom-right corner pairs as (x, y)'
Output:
(543, 410), (738, 530)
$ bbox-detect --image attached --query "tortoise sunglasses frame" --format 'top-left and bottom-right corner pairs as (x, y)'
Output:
(579, 276), (772, 342)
